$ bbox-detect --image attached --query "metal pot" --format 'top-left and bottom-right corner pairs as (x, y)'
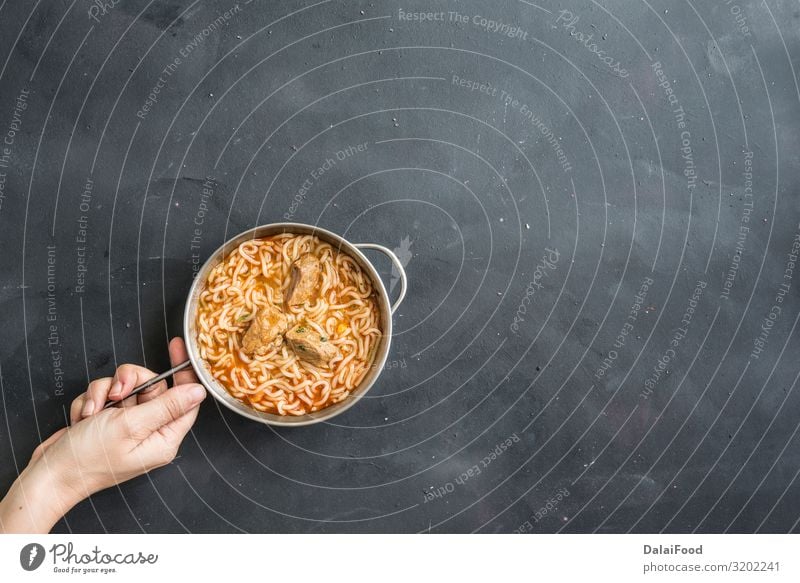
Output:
(182, 223), (407, 426)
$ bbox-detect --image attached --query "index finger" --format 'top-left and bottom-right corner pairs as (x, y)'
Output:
(169, 337), (198, 386)
(109, 364), (165, 403)
(81, 365), (165, 420)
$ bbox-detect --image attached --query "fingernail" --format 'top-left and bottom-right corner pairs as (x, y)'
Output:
(188, 384), (206, 402)
(82, 400), (95, 417)
(109, 381), (123, 398)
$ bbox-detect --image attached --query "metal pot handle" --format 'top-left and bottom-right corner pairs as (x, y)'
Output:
(355, 243), (408, 314)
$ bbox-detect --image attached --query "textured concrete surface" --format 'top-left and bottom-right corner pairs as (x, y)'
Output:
(0, 0), (799, 533)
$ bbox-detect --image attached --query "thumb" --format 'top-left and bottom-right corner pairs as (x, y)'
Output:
(123, 383), (206, 438)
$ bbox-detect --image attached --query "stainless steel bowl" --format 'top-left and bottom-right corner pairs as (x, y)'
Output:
(182, 223), (407, 426)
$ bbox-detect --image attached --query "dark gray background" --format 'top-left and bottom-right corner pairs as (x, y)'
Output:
(0, 0), (798, 533)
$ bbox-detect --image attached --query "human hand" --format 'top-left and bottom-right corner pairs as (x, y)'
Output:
(69, 339), (193, 422)
(0, 338), (206, 533)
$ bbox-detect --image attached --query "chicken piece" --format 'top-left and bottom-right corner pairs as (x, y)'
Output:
(286, 253), (321, 306)
(285, 323), (339, 367)
(241, 304), (288, 356)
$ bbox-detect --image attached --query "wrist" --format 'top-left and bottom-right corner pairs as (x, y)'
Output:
(3, 458), (84, 533)
(32, 453), (88, 512)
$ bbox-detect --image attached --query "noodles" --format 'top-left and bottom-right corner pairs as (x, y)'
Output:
(195, 233), (382, 415)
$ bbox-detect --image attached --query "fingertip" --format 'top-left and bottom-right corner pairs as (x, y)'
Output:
(108, 380), (123, 400)
(170, 337), (199, 385)
(187, 383), (206, 403)
(70, 396), (85, 425)
(169, 337), (187, 360)
(112, 363), (138, 400)
(81, 399), (95, 417)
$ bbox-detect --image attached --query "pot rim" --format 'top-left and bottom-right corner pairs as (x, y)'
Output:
(182, 222), (403, 427)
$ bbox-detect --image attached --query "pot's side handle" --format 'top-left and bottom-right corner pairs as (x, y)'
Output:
(355, 243), (408, 314)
